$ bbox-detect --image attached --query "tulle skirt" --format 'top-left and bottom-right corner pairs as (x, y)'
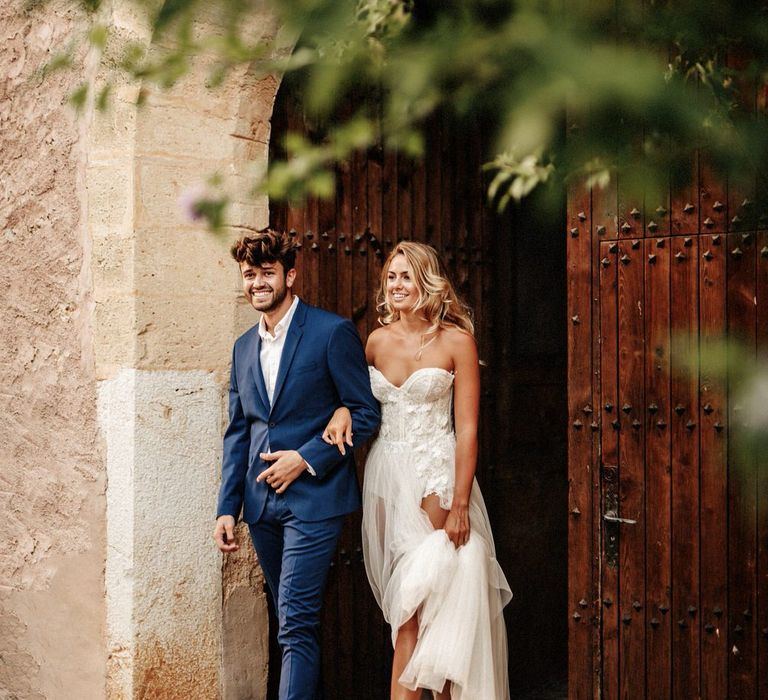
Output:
(361, 436), (512, 699)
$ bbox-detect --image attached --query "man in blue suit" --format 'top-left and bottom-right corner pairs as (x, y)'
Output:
(213, 230), (380, 699)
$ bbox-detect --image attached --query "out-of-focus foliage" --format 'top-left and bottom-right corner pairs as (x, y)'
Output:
(42, 0), (768, 220)
(696, 340), (768, 468)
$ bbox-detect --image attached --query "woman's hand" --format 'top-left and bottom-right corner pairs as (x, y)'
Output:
(322, 406), (353, 455)
(444, 503), (470, 548)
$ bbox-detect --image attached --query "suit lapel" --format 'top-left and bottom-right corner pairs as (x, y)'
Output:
(269, 300), (306, 413)
(249, 331), (271, 412)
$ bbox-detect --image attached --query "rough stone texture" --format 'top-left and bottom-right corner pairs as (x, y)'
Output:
(221, 524), (269, 700)
(84, 3), (281, 697)
(98, 369), (224, 700)
(1, 0), (284, 695)
(0, 1), (106, 698)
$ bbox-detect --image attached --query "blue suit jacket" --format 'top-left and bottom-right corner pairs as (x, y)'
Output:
(217, 299), (380, 523)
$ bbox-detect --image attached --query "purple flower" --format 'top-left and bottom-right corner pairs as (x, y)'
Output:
(178, 183), (212, 223)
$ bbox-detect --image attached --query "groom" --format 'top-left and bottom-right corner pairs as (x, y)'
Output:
(213, 229), (380, 699)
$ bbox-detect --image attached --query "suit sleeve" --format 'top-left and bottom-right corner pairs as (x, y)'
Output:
(216, 345), (250, 519)
(297, 319), (381, 480)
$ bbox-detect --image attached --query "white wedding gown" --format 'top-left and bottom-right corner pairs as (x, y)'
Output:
(362, 366), (512, 699)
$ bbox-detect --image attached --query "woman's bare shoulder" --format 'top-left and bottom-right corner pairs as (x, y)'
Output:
(365, 325), (390, 361)
(366, 325), (390, 346)
(442, 325), (476, 351)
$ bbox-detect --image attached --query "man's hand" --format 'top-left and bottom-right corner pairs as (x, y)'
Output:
(214, 515), (238, 553)
(256, 450), (307, 494)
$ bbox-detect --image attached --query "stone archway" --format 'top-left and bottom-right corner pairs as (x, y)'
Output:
(85, 4), (288, 696)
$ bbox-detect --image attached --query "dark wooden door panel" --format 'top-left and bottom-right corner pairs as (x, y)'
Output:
(566, 186), (595, 700)
(669, 234), (701, 698)
(727, 230), (758, 697)
(644, 235), (672, 700)
(616, 237), (646, 700)
(598, 241), (620, 700)
(698, 230), (728, 699)
(590, 226), (767, 697)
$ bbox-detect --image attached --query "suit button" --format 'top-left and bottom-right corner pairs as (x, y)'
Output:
(269, 422), (276, 428)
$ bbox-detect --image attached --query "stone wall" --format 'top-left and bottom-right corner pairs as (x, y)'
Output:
(0, 1), (106, 697)
(1, 0), (282, 697)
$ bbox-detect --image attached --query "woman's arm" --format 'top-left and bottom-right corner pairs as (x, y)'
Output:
(443, 329), (480, 547)
(321, 327), (383, 455)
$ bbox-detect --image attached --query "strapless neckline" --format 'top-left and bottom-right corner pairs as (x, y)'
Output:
(369, 365), (454, 390)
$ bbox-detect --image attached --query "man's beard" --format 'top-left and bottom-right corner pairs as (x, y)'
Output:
(252, 284), (288, 313)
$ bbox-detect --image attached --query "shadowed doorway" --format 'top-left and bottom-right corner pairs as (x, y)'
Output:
(266, 73), (568, 698)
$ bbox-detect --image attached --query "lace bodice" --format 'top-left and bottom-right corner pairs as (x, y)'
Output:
(369, 366), (454, 442)
(369, 365), (456, 507)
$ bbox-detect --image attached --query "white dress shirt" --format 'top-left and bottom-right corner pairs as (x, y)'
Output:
(257, 295), (315, 475)
(258, 294), (300, 404)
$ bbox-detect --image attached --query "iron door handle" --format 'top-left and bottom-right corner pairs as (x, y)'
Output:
(603, 511), (637, 525)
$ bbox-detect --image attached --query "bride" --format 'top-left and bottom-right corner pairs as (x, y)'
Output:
(324, 241), (511, 699)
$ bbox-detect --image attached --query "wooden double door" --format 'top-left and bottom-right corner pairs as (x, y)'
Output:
(267, 73), (768, 698)
(568, 164), (768, 698)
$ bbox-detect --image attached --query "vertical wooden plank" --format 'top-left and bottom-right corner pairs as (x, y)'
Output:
(616, 238), (646, 699)
(452, 121), (470, 300)
(756, 231), (768, 698)
(425, 114), (442, 253)
(381, 148), (398, 260)
(644, 235), (672, 700)
(599, 240), (620, 700)
(699, 230), (728, 698)
(645, 169), (671, 239)
(593, 177), (618, 241)
(567, 184), (594, 700)
(669, 234), (700, 698)
(670, 153), (699, 237)
(286, 204), (307, 300)
(317, 185), (338, 314)
(348, 142), (370, 698)
(699, 157), (728, 237)
(366, 141), (384, 336)
(365, 130), (387, 699)
(590, 188), (604, 700)
(411, 144), (426, 240)
(397, 154), (412, 239)
(335, 159), (354, 321)
(727, 230), (757, 699)
(351, 145), (369, 337)
(467, 119), (484, 351)
(268, 86), (289, 236)
(286, 95), (313, 302)
(439, 112), (455, 279)
(332, 145), (354, 700)
(306, 194), (322, 308)
(617, 174), (643, 241)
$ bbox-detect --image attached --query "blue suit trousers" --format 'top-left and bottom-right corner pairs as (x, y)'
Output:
(249, 489), (344, 700)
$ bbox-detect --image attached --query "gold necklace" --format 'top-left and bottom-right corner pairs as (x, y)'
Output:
(415, 334), (436, 360)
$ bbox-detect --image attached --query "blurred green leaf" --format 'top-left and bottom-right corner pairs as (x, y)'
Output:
(96, 83), (111, 111)
(54, 0), (768, 213)
(68, 83), (89, 112)
(88, 24), (109, 50)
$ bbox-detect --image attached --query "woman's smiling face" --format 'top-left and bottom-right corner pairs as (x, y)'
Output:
(386, 253), (419, 313)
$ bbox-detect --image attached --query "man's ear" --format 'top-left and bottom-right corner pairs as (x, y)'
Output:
(286, 268), (297, 288)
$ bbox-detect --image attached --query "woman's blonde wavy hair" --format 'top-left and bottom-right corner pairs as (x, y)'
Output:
(376, 241), (475, 338)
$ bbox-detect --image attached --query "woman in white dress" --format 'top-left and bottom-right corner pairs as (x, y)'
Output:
(323, 241), (511, 699)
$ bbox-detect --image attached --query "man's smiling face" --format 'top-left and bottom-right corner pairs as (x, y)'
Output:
(240, 260), (295, 314)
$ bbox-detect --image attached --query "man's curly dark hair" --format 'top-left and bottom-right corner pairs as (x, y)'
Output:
(230, 229), (297, 271)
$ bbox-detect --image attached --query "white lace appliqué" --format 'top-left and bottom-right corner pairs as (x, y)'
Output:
(370, 366), (456, 509)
